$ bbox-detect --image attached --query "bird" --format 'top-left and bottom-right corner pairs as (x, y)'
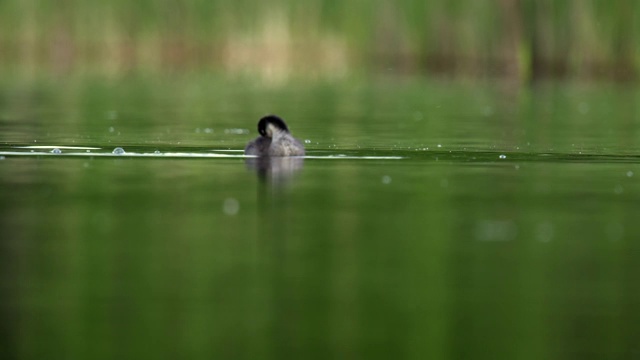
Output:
(244, 115), (305, 156)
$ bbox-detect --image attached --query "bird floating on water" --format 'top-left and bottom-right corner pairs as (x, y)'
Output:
(245, 115), (305, 156)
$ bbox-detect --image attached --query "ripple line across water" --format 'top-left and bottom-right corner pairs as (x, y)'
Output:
(0, 150), (403, 160)
(3, 145), (640, 162)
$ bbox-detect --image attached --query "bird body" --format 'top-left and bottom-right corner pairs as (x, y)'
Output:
(245, 115), (305, 156)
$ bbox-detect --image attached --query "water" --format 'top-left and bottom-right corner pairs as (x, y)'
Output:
(1, 78), (640, 359)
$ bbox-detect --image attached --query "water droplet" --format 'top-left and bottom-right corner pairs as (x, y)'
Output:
(578, 102), (589, 114)
(475, 220), (517, 242)
(499, 154), (507, 159)
(112, 147), (125, 155)
(106, 110), (118, 120)
(536, 222), (554, 242)
(50, 148), (62, 154)
(204, 128), (213, 134)
(627, 171), (634, 177)
(86, 150), (91, 153)
(381, 175), (392, 184)
(33, 140), (37, 143)
(606, 222), (624, 241)
(154, 150), (161, 155)
(0, 156), (5, 160)
(437, 144), (442, 148)
(304, 139), (311, 144)
(224, 128), (249, 135)
(223, 198), (240, 215)
(109, 126), (115, 133)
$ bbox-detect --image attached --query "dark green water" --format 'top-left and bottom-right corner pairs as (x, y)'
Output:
(1, 78), (640, 359)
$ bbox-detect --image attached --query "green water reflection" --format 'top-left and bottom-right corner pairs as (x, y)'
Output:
(1, 79), (640, 359)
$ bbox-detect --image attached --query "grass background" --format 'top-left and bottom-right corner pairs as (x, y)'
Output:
(0, 0), (637, 82)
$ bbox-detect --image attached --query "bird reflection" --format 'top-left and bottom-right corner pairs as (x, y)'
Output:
(245, 156), (304, 185)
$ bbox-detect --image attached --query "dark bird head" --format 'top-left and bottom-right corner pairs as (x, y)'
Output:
(258, 115), (289, 137)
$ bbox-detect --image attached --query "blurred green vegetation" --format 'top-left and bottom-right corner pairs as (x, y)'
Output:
(0, 0), (638, 82)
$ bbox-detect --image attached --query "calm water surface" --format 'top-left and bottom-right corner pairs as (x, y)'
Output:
(1, 78), (639, 359)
